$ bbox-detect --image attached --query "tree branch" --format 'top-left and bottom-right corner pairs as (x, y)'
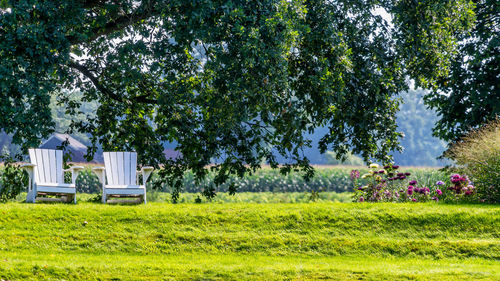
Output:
(69, 61), (123, 102)
(69, 61), (157, 104)
(69, 1), (159, 45)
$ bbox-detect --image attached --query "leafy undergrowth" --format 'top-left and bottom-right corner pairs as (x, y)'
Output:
(0, 203), (498, 280)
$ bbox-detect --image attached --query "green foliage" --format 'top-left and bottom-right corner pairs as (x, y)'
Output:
(75, 169), (101, 194)
(0, 158), (26, 202)
(50, 90), (98, 146)
(0, 0), (476, 199)
(424, 0), (499, 142)
(148, 166), (445, 194)
(446, 119), (500, 202)
(325, 151), (364, 165)
(0, 203), (498, 280)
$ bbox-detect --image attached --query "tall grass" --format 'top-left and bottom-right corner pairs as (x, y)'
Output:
(447, 119), (500, 202)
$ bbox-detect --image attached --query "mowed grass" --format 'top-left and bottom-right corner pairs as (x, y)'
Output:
(0, 202), (499, 280)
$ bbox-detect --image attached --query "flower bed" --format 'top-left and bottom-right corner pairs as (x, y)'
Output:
(352, 164), (477, 203)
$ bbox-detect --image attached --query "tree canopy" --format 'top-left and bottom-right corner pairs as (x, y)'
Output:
(0, 0), (475, 199)
(424, 0), (499, 142)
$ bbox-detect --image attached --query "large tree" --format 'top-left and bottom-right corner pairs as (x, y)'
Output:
(0, 0), (475, 199)
(424, 0), (499, 142)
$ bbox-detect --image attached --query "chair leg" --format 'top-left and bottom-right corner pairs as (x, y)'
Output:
(73, 194), (77, 204)
(143, 192), (147, 204)
(102, 191), (107, 204)
(27, 190), (35, 203)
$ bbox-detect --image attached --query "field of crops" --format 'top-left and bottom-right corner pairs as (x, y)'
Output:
(74, 165), (446, 194)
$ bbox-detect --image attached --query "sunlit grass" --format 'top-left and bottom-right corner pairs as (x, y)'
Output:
(0, 202), (498, 280)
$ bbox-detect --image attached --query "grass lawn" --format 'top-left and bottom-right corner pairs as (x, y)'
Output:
(0, 201), (498, 280)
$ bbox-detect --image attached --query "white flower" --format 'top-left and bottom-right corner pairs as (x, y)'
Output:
(361, 173), (371, 179)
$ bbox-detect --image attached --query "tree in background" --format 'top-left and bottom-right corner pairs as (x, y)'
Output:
(1, 91), (97, 157)
(51, 91), (98, 146)
(325, 151), (364, 166)
(0, 1), (475, 199)
(424, 0), (499, 142)
(394, 89), (448, 166)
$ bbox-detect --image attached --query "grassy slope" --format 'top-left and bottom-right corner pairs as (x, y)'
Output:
(0, 202), (498, 280)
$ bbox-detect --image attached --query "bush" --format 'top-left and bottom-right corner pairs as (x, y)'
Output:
(0, 159), (27, 202)
(446, 119), (500, 203)
(75, 169), (101, 194)
(351, 164), (445, 202)
(351, 163), (480, 203)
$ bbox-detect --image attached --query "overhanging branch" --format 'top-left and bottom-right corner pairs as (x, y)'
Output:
(69, 61), (123, 102)
(69, 1), (160, 45)
(69, 61), (157, 104)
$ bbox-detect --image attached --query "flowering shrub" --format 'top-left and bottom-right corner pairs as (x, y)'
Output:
(439, 174), (477, 202)
(352, 164), (444, 203)
(351, 164), (478, 203)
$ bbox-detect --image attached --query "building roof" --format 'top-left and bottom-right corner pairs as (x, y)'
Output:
(164, 149), (182, 160)
(39, 133), (103, 163)
(41, 133), (87, 151)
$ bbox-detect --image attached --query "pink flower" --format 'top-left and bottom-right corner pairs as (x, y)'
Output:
(412, 198), (417, 202)
(350, 170), (360, 180)
(359, 197), (365, 202)
(436, 189), (442, 195)
(451, 174), (461, 184)
(407, 188), (413, 195)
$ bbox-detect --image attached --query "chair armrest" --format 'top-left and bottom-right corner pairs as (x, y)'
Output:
(139, 166), (154, 186)
(20, 163), (36, 169)
(64, 166), (85, 184)
(141, 166), (154, 172)
(92, 167), (106, 184)
(20, 163), (36, 190)
(63, 166), (85, 172)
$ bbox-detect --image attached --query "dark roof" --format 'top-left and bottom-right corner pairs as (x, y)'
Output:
(164, 149), (182, 160)
(40, 133), (103, 163)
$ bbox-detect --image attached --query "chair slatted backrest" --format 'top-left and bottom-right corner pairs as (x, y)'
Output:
(28, 149), (64, 184)
(103, 152), (137, 186)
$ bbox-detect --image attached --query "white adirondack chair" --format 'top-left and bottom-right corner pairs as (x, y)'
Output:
(92, 152), (153, 204)
(21, 149), (83, 203)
